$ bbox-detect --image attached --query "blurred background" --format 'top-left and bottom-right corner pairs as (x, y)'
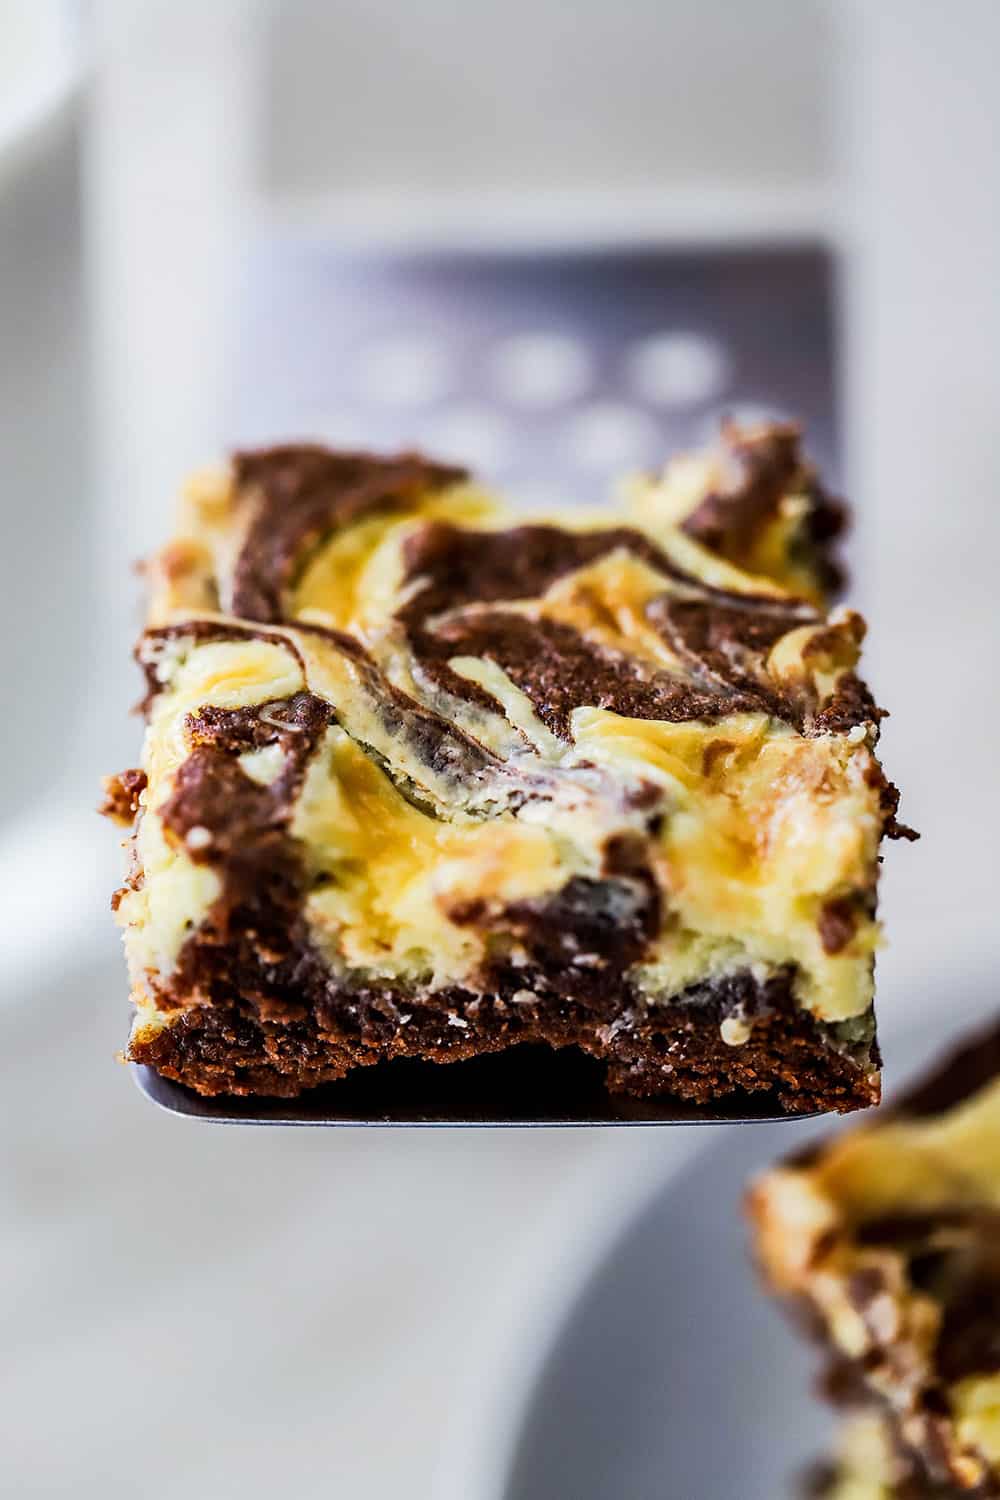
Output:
(2, 2), (999, 1495)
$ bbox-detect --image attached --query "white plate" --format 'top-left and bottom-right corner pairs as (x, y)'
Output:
(445, 978), (996, 1500)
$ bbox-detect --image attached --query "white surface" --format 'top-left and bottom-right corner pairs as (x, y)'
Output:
(261, 0), (833, 203)
(838, 0), (1000, 1012)
(263, 184), (840, 254)
(87, 0), (261, 692)
(5, 4), (1000, 1497)
(435, 1123), (735, 1500)
(0, 957), (628, 1500)
(0, 1), (82, 184)
(0, 3), (89, 828)
(258, 0), (836, 251)
(0, 802), (116, 999)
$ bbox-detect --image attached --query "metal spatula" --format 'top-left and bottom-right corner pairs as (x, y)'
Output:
(134, 1046), (815, 1127)
(132, 245), (836, 1133)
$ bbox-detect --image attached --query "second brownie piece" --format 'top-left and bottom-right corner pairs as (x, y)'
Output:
(750, 1023), (1000, 1493)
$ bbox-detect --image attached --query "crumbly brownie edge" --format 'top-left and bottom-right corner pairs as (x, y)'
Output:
(679, 421), (849, 600)
(128, 967), (879, 1113)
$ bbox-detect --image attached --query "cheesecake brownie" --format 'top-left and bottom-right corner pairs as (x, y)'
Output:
(750, 1024), (1000, 1492)
(803, 1416), (983, 1499)
(104, 425), (906, 1108)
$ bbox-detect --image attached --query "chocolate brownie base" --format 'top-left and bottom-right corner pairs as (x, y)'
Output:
(129, 968), (877, 1112)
